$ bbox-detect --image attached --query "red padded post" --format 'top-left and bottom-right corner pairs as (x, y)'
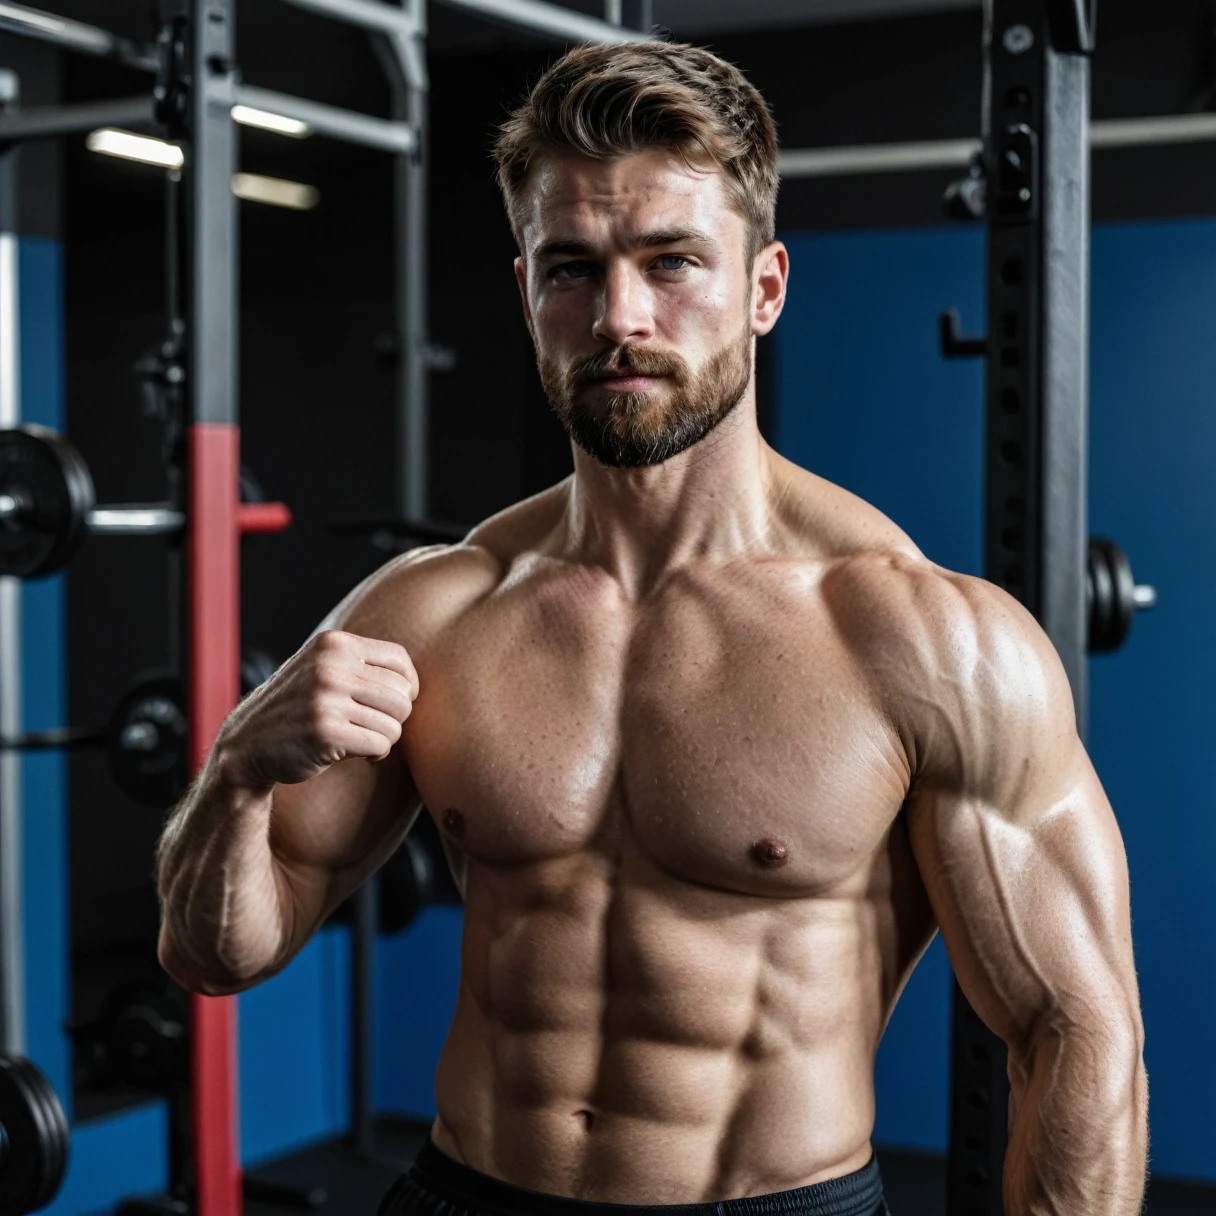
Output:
(188, 422), (243, 1215)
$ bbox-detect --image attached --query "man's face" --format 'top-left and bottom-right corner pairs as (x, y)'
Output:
(514, 150), (763, 469)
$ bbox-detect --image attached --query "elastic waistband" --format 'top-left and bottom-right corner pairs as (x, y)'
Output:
(408, 1139), (885, 1216)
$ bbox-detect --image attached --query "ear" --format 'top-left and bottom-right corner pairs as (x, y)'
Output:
(751, 241), (789, 338)
(514, 256), (535, 336)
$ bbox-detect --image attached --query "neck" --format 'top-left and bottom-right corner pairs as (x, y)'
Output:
(562, 391), (777, 598)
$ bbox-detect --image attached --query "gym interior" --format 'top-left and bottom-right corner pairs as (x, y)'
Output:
(0, 0), (1213, 1212)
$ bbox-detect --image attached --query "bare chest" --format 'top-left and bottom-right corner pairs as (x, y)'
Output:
(401, 572), (911, 898)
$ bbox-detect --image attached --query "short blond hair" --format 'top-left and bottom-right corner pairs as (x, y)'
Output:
(494, 41), (779, 259)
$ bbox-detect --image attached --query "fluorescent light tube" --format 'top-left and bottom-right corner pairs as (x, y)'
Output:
(231, 104), (312, 138)
(86, 128), (184, 169)
(231, 172), (319, 210)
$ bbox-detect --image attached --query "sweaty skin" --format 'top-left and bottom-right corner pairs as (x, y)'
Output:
(157, 151), (1147, 1209)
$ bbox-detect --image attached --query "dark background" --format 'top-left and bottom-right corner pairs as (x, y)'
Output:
(4, 0), (1216, 1034)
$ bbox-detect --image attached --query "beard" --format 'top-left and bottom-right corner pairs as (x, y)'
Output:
(537, 325), (754, 470)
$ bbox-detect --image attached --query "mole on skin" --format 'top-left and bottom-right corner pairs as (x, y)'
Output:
(750, 838), (790, 868)
(443, 807), (466, 838)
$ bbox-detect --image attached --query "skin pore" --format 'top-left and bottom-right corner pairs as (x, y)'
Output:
(156, 147), (1147, 1208)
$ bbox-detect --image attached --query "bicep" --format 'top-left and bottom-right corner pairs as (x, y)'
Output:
(271, 749), (423, 947)
(906, 747), (1140, 1053)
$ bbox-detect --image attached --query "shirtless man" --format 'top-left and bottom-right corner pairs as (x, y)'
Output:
(156, 41), (1148, 1216)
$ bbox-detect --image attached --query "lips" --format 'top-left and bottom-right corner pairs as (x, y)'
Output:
(594, 373), (665, 389)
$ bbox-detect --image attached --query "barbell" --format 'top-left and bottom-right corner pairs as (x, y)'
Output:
(0, 424), (290, 580)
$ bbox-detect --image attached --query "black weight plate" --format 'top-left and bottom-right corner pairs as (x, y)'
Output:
(98, 979), (190, 1090)
(15, 1056), (68, 1207)
(0, 426), (95, 580)
(1087, 538), (1114, 653)
(0, 1055), (69, 1216)
(108, 674), (189, 808)
(1105, 538), (1136, 648)
(1089, 537), (1134, 654)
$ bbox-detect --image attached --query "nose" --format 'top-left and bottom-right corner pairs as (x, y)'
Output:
(592, 263), (655, 347)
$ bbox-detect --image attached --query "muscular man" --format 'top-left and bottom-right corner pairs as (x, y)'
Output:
(157, 41), (1147, 1216)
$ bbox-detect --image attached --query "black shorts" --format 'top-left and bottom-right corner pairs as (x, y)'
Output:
(378, 1139), (890, 1216)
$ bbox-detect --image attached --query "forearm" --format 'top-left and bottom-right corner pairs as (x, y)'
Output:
(1005, 1022), (1148, 1216)
(156, 750), (290, 995)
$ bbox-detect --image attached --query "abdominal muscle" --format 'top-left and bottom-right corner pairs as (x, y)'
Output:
(428, 847), (894, 1204)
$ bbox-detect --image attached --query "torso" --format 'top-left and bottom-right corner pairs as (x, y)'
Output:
(394, 469), (940, 1202)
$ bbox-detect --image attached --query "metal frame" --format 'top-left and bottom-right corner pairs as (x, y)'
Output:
(0, 0), (159, 69)
(944, 3), (1092, 1213)
(0, 96), (156, 142)
(234, 83), (415, 152)
(0, 76), (24, 1057)
(174, 4), (245, 1208)
(350, 0), (431, 1160)
(436, 0), (647, 43)
(778, 112), (1216, 179)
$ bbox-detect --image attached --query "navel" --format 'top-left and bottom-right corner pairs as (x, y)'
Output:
(442, 807), (466, 839)
(750, 838), (790, 868)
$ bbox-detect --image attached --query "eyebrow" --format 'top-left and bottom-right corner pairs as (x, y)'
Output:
(534, 228), (717, 261)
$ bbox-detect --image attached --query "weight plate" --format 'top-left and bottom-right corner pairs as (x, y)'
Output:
(1087, 539), (1113, 653)
(0, 426), (95, 580)
(1089, 537), (1135, 655)
(1105, 538), (1136, 649)
(0, 1055), (69, 1216)
(17, 1057), (68, 1208)
(99, 979), (190, 1091)
(108, 674), (189, 808)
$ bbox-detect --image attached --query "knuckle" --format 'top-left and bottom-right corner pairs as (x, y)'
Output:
(315, 629), (349, 654)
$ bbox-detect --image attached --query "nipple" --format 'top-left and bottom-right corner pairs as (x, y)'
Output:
(443, 808), (466, 839)
(750, 838), (790, 868)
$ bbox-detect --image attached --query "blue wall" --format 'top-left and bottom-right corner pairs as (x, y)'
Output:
(773, 222), (1216, 1183)
(374, 906), (463, 1119)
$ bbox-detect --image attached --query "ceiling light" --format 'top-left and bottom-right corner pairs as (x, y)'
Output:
(232, 172), (319, 211)
(231, 104), (312, 139)
(86, 128), (184, 169)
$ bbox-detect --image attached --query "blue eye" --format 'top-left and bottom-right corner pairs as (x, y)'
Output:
(657, 255), (689, 271)
(552, 261), (596, 280)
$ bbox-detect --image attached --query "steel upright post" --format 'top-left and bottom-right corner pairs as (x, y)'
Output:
(183, 0), (243, 1210)
(355, 2), (428, 1161)
(946, 3), (1094, 1214)
(0, 68), (25, 1059)
(397, 5), (429, 526)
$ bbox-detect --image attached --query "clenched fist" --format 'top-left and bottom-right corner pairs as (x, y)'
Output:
(216, 630), (419, 790)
